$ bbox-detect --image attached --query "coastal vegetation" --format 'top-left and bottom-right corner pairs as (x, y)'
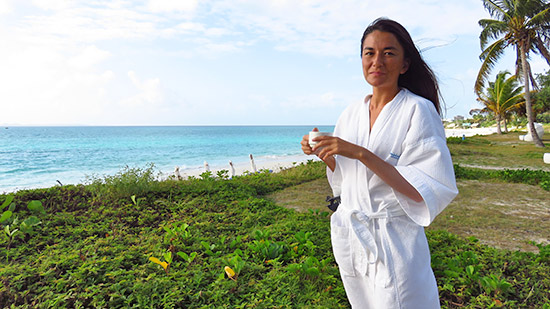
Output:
(459, 69), (550, 132)
(1, 131), (550, 308)
(475, 0), (550, 147)
(476, 71), (525, 134)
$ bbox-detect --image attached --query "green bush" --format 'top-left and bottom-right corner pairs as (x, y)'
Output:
(85, 163), (162, 200)
(536, 112), (550, 124)
(454, 164), (550, 191)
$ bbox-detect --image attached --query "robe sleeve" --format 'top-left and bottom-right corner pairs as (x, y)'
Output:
(326, 157), (342, 197)
(326, 101), (358, 198)
(392, 102), (458, 227)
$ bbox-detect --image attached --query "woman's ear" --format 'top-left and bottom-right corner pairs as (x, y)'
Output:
(400, 58), (410, 74)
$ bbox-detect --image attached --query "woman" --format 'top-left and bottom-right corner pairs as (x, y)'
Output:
(301, 18), (458, 308)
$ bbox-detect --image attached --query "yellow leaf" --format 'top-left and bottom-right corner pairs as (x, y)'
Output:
(149, 257), (169, 271)
(149, 257), (162, 264)
(224, 266), (236, 279)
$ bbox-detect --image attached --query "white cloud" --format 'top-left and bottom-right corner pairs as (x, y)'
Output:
(0, 0), (12, 14)
(205, 0), (488, 57)
(280, 92), (351, 109)
(147, 0), (198, 13)
(122, 71), (163, 107)
(67, 45), (111, 70)
(0, 24), (115, 125)
(30, 0), (75, 11)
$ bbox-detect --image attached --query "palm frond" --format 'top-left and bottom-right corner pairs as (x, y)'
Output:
(534, 36), (550, 66)
(475, 39), (507, 94)
(528, 61), (540, 90)
(483, 0), (510, 20)
(479, 19), (508, 49)
(479, 68), (527, 117)
(526, 5), (550, 26)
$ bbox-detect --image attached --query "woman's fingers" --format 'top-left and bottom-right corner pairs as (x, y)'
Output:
(312, 136), (334, 158)
(301, 134), (314, 155)
(314, 137), (358, 160)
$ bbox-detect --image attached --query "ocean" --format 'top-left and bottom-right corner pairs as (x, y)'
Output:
(0, 126), (334, 193)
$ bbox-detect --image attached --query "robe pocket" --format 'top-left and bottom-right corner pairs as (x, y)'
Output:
(330, 225), (355, 277)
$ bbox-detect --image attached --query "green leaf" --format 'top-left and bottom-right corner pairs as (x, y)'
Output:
(466, 265), (475, 276)
(0, 195), (14, 210)
(27, 200), (45, 214)
(131, 195), (137, 205)
(0, 210), (12, 223)
(21, 215), (41, 229)
(163, 251), (172, 264)
(4, 225), (18, 237)
(19, 216), (41, 234)
(305, 267), (320, 277)
(19, 222), (31, 234)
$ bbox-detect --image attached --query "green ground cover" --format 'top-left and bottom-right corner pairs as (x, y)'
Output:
(2, 132), (550, 308)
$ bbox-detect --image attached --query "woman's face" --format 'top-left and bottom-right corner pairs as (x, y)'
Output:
(361, 30), (409, 90)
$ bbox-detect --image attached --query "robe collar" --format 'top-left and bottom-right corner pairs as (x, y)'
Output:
(362, 88), (407, 149)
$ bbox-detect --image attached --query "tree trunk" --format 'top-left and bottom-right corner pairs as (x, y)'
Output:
(496, 113), (502, 134)
(504, 116), (508, 133)
(520, 45), (545, 147)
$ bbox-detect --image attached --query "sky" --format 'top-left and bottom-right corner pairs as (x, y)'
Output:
(1, 0), (549, 126)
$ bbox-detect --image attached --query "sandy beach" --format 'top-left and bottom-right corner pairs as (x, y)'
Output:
(175, 154), (318, 179)
(444, 127), (498, 137)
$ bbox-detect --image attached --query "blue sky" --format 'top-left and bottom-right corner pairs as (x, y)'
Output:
(1, 0), (548, 126)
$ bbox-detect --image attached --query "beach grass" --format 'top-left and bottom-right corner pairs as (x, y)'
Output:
(447, 131), (550, 170)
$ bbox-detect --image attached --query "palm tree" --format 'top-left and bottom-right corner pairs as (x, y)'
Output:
(476, 0), (550, 147)
(478, 71), (525, 134)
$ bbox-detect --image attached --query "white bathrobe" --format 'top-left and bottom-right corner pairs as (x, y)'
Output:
(328, 88), (458, 308)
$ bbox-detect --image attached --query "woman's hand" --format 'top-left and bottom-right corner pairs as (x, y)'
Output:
(301, 128), (337, 171)
(301, 127), (318, 155)
(313, 136), (364, 161)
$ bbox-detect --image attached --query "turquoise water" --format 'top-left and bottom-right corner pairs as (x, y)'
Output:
(0, 126), (333, 192)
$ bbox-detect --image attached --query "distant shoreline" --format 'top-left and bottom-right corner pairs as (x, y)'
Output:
(445, 127), (498, 137)
(175, 154), (317, 179)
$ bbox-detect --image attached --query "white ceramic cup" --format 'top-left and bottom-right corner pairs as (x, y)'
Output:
(309, 131), (332, 148)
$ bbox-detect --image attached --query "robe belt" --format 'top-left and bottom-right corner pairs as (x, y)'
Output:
(348, 207), (407, 264)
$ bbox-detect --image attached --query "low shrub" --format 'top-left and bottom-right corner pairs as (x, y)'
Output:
(454, 164), (550, 191)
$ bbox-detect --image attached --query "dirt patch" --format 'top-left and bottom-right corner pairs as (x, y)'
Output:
(429, 180), (550, 252)
(265, 178), (333, 213)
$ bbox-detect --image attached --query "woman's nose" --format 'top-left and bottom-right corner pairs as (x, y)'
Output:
(371, 54), (383, 67)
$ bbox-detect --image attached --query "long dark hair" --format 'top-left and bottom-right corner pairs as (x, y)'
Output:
(360, 18), (441, 114)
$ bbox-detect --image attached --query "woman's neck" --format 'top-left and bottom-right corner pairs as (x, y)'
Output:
(370, 86), (401, 109)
